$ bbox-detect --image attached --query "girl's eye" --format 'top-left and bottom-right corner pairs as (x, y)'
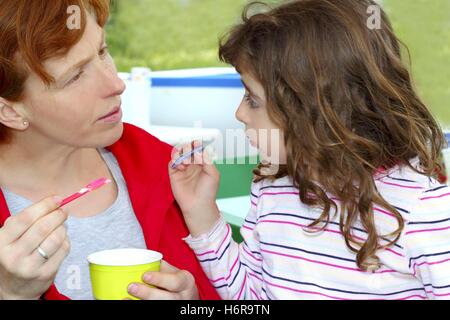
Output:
(244, 92), (259, 109)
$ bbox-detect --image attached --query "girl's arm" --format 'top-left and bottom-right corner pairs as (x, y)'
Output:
(183, 186), (264, 300)
(169, 141), (264, 299)
(403, 185), (450, 299)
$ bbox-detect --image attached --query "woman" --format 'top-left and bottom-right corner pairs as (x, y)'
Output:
(0, 0), (219, 300)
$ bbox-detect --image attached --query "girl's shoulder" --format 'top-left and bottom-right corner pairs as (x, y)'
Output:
(375, 158), (450, 219)
(250, 175), (296, 197)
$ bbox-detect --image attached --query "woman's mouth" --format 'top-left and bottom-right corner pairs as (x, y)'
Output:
(97, 106), (122, 123)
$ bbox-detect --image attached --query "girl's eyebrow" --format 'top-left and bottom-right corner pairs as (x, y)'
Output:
(241, 79), (253, 93)
(241, 79), (262, 101)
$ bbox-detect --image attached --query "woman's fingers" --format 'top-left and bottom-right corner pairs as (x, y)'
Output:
(142, 262), (195, 293)
(160, 259), (180, 272)
(127, 282), (179, 300)
(127, 260), (197, 300)
(27, 224), (68, 264)
(16, 208), (68, 256)
(37, 238), (71, 280)
(0, 196), (62, 244)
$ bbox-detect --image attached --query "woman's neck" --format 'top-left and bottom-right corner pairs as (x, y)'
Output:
(0, 139), (104, 199)
(0, 132), (119, 218)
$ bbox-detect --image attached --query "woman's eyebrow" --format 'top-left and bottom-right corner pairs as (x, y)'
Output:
(56, 30), (106, 83)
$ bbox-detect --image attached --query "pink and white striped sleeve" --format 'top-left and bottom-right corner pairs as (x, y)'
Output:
(184, 182), (264, 300)
(403, 185), (450, 299)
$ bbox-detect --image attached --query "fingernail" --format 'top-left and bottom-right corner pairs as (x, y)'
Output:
(53, 196), (63, 205)
(128, 284), (138, 294)
(143, 274), (152, 283)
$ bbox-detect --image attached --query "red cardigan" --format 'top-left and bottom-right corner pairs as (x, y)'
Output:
(0, 123), (220, 300)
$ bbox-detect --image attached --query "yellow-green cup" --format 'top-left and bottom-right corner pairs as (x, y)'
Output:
(87, 248), (163, 300)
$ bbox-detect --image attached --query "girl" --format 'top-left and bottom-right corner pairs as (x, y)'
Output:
(169, 0), (450, 300)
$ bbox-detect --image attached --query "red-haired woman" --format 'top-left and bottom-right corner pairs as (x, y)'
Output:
(0, 0), (219, 300)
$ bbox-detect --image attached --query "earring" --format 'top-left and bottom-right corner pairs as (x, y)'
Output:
(23, 121), (29, 127)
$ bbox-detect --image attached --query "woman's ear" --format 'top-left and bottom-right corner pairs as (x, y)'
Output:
(0, 97), (29, 130)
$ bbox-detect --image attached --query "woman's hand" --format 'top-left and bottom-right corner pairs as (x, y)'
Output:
(126, 260), (199, 300)
(0, 196), (70, 300)
(168, 140), (221, 236)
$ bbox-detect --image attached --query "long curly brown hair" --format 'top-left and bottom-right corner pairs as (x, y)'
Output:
(219, 0), (446, 271)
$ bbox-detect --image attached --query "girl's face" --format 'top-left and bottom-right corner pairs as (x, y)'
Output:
(15, 13), (126, 148)
(235, 73), (287, 165)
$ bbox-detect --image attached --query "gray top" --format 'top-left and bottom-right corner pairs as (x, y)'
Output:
(3, 149), (147, 300)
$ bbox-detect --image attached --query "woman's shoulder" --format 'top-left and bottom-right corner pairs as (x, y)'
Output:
(109, 123), (173, 163)
(121, 123), (172, 151)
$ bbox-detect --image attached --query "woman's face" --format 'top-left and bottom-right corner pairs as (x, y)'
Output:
(235, 72), (287, 165)
(18, 13), (126, 148)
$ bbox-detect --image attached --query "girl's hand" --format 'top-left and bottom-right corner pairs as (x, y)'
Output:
(168, 141), (221, 236)
(0, 196), (70, 300)
(126, 260), (199, 300)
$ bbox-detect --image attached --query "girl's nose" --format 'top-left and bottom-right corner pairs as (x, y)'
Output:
(235, 100), (248, 124)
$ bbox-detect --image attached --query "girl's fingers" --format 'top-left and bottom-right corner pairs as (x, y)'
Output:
(182, 143), (194, 165)
(169, 140), (213, 169)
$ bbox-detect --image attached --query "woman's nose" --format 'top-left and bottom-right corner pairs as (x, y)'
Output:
(111, 75), (126, 96)
(104, 69), (126, 97)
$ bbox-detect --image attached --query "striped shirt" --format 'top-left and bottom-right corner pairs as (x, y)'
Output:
(184, 159), (450, 300)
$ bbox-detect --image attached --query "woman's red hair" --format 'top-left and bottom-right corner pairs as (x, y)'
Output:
(0, 0), (110, 142)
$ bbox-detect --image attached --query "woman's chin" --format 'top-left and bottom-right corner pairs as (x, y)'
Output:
(98, 122), (124, 147)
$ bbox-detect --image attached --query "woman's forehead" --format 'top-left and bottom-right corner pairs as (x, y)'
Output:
(43, 14), (104, 81)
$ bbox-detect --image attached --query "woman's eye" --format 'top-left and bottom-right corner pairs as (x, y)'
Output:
(67, 70), (84, 86)
(99, 46), (109, 58)
(244, 93), (259, 109)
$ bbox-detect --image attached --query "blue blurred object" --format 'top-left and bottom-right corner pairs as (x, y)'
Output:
(151, 72), (243, 88)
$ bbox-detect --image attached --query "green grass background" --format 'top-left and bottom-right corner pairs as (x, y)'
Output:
(383, 0), (450, 126)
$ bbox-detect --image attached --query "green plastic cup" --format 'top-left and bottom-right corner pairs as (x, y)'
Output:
(87, 248), (163, 300)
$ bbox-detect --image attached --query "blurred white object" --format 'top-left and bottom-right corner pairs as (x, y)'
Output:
(143, 124), (222, 147)
(118, 67), (258, 160)
(217, 196), (250, 227)
(149, 68), (245, 136)
(443, 132), (450, 185)
(130, 67), (152, 82)
(119, 69), (152, 129)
